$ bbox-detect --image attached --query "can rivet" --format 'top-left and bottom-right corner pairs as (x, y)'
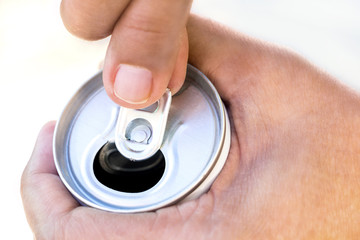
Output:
(129, 125), (152, 143)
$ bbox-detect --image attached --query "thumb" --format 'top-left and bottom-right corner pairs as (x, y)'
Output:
(103, 0), (192, 109)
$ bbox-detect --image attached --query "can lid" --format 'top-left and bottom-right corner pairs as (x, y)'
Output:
(53, 65), (230, 213)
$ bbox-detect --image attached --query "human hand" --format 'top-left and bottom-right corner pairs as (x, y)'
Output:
(21, 16), (360, 239)
(60, 0), (192, 109)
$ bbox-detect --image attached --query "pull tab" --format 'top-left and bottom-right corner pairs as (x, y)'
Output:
(115, 89), (172, 161)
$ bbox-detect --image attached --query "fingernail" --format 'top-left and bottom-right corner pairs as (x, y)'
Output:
(114, 64), (152, 104)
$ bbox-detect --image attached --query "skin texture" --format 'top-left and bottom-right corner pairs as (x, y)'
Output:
(61, 0), (192, 109)
(21, 16), (360, 239)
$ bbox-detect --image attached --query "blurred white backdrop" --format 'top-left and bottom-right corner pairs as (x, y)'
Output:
(0, 0), (359, 238)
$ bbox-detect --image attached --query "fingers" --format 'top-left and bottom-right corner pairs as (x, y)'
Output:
(61, 0), (191, 108)
(60, 0), (131, 40)
(21, 122), (78, 235)
(102, 0), (191, 108)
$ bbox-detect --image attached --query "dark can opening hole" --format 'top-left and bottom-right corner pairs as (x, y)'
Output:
(93, 142), (165, 193)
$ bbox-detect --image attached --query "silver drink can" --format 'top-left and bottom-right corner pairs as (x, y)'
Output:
(54, 64), (231, 213)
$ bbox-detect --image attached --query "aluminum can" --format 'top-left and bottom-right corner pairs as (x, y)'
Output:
(53, 64), (231, 213)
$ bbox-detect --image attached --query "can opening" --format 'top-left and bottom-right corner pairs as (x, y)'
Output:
(93, 141), (165, 193)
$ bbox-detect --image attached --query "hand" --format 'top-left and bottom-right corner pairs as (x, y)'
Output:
(60, 0), (192, 109)
(21, 16), (360, 239)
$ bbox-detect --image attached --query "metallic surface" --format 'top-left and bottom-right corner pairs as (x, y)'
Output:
(115, 89), (172, 160)
(54, 64), (231, 213)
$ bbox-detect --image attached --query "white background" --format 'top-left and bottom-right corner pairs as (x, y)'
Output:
(1, 0), (359, 238)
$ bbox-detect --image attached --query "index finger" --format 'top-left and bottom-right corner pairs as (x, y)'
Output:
(60, 0), (130, 40)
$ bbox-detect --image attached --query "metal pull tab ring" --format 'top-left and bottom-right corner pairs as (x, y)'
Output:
(115, 89), (172, 161)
